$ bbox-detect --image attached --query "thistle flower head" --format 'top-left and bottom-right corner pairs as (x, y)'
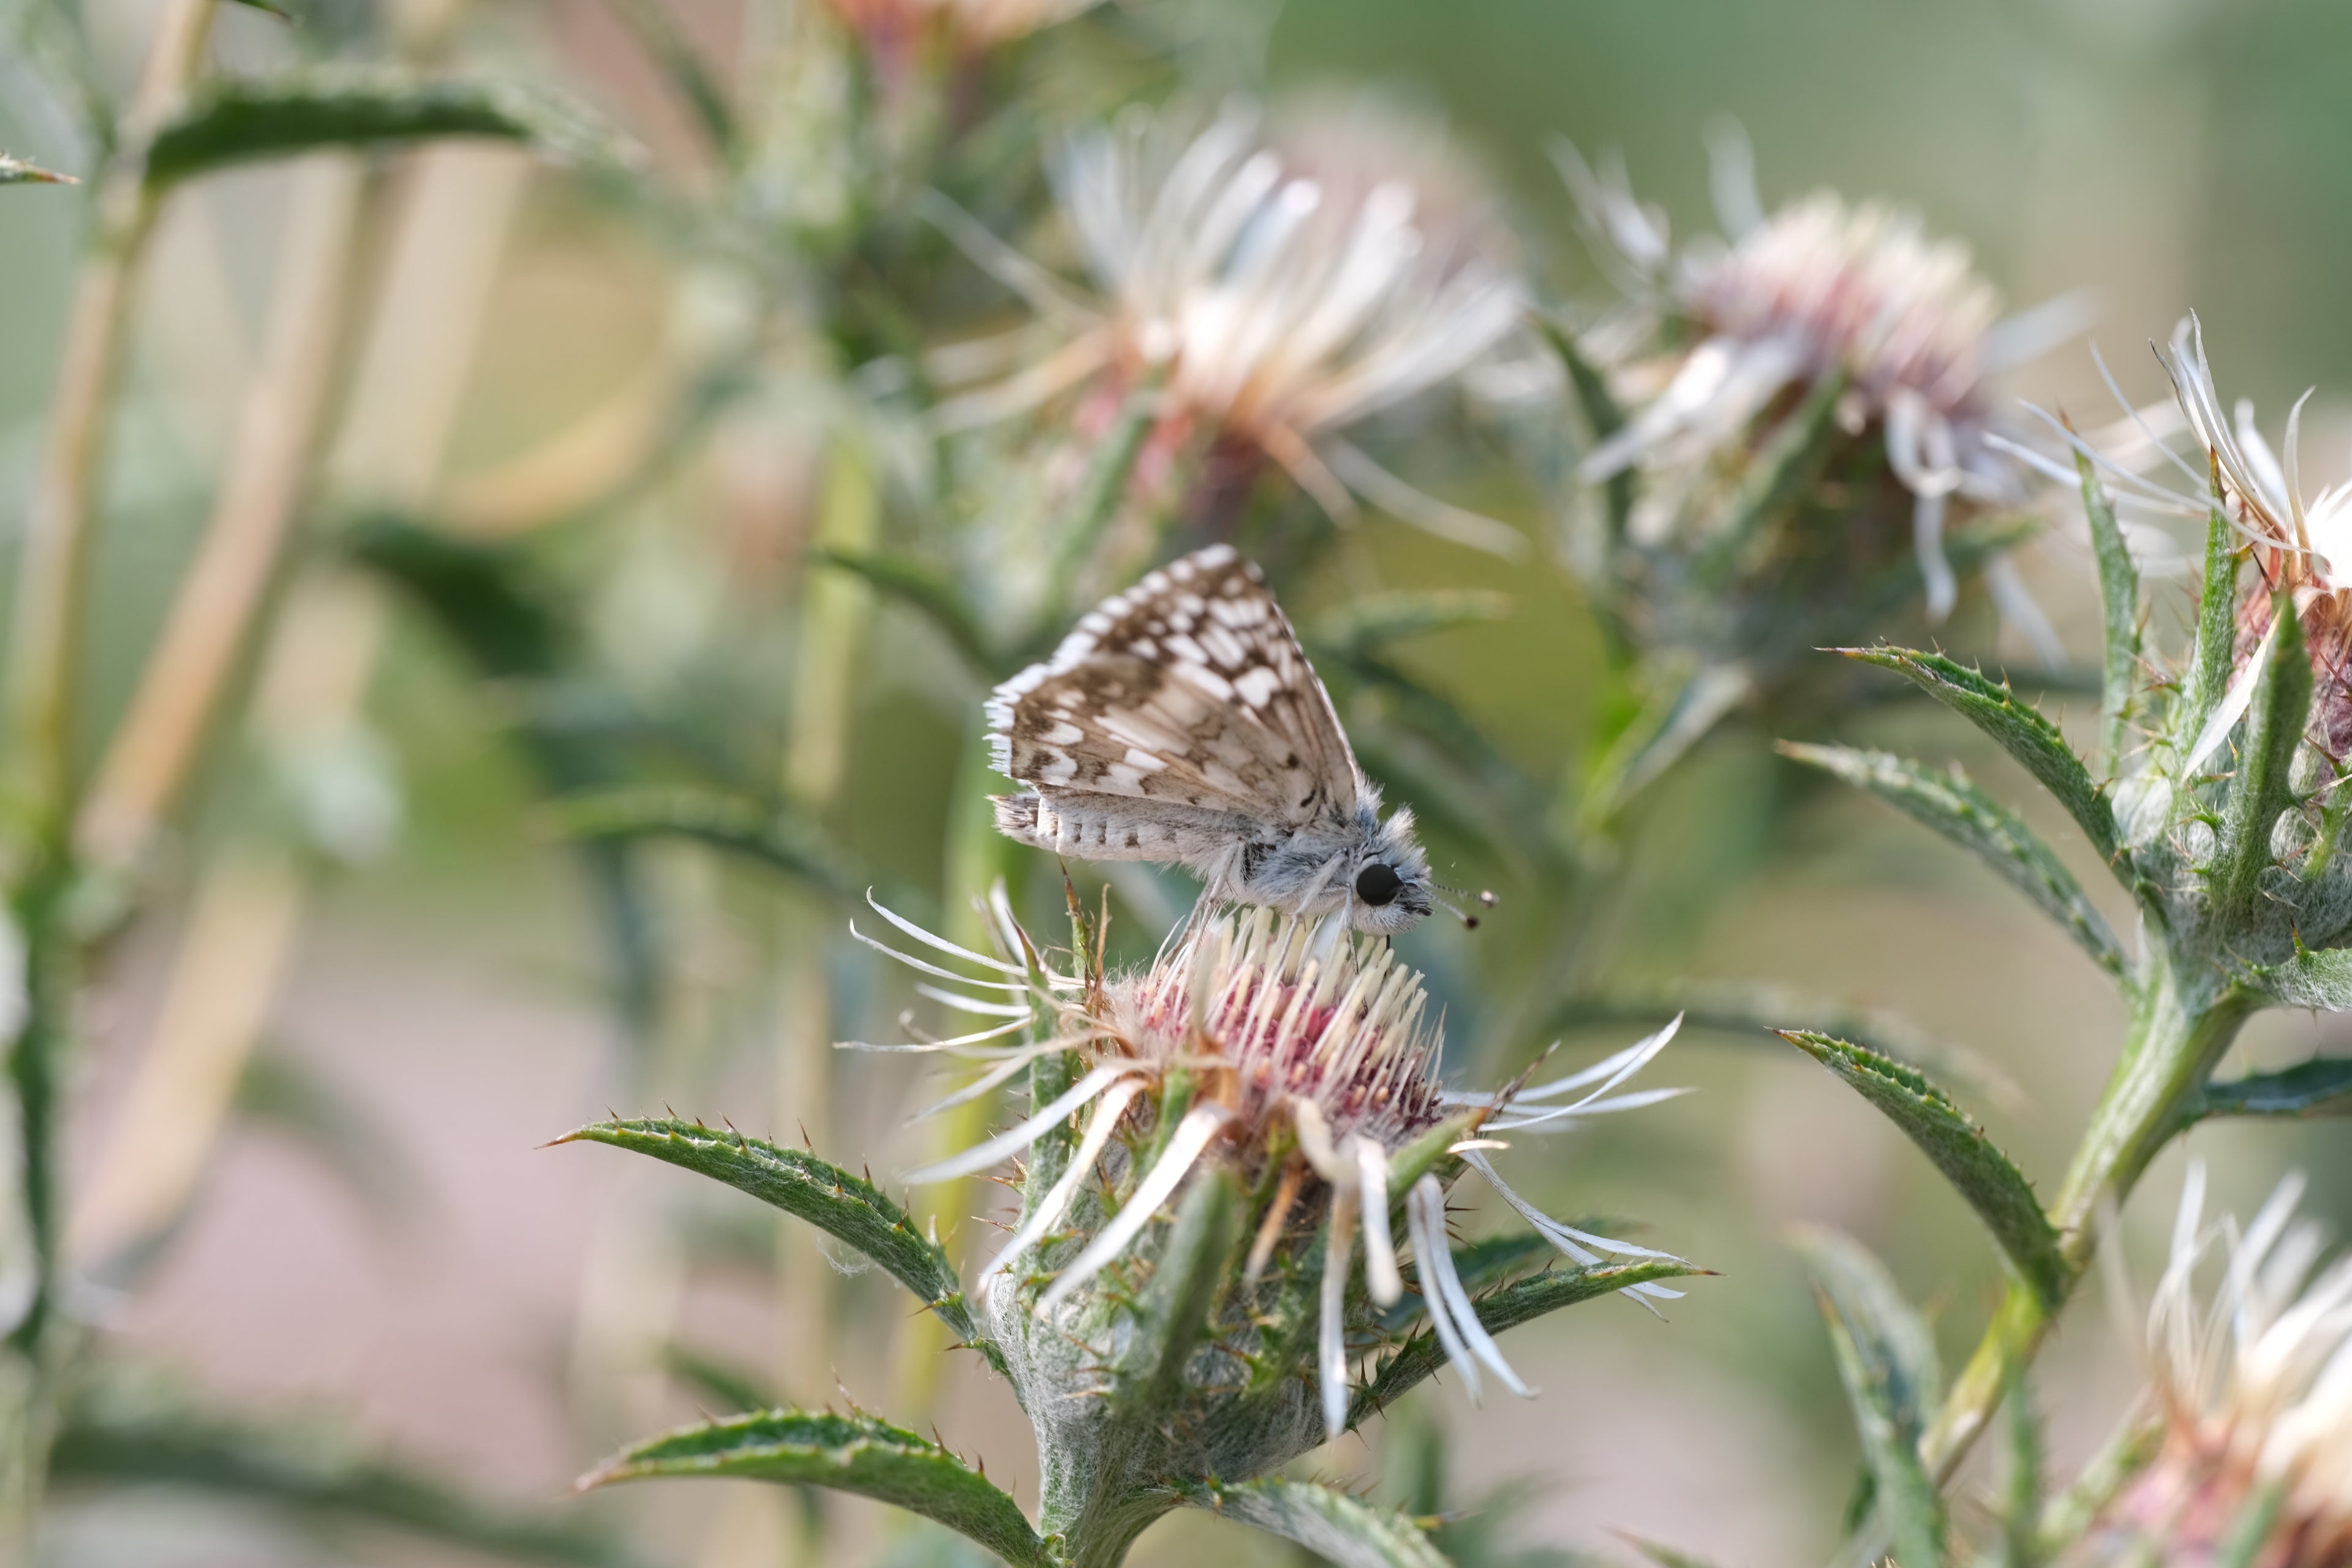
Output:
(1567, 140), (2063, 655)
(848, 891), (1688, 1506)
(2067, 1165), (2352, 1566)
(932, 100), (1526, 529)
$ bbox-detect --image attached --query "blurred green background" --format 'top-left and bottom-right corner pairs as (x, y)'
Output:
(6, 0), (2352, 1564)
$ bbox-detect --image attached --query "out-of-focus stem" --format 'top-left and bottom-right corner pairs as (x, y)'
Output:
(887, 728), (1019, 1424)
(78, 155), (371, 876)
(4, 0), (218, 832)
(772, 436), (875, 1428)
(69, 578), (383, 1268)
(69, 143), (527, 1286)
(0, 0), (220, 1545)
(1920, 952), (2249, 1484)
(1040, 388), (1156, 626)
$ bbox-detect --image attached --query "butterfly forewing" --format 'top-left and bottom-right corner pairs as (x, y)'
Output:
(988, 546), (1362, 829)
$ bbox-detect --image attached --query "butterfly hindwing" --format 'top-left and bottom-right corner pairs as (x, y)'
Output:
(987, 545), (1362, 830)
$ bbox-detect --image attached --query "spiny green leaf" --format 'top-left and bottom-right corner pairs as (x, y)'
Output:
(1795, 1228), (1939, 1420)
(2214, 589), (2310, 924)
(1351, 1259), (1700, 1421)
(236, 1046), (417, 1221)
(1172, 1478), (1447, 1568)
(52, 1393), (639, 1567)
(1796, 1229), (1945, 1568)
(347, 517), (567, 677)
(557, 1119), (999, 1372)
(1838, 646), (2118, 863)
(1309, 590), (1512, 662)
(1542, 317), (1634, 545)
(144, 70), (643, 190)
(2179, 464), (2242, 750)
(662, 1343), (774, 1415)
(1581, 662), (1754, 835)
(0, 153), (76, 184)
(1375, 1234), (1556, 1333)
(1779, 742), (2124, 976)
(581, 1409), (1050, 1568)
(2249, 945), (2352, 1009)
(591, 0), (734, 153)
(2192, 1057), (2352, 1120)
(1689, 370), (1845, 589)
(538, 786), (864, 899)
(2074, 448), (2141, 771)
(1386, 1111), (1476, 1197)
(538, 785), (843, 881)
(1779, 1031), (2066, 1310)
(1117, 1169), (1238, 1411)
(814, 548), (1001, 680)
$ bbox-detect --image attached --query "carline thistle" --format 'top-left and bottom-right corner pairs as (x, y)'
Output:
(842, 886), (1694, 1556)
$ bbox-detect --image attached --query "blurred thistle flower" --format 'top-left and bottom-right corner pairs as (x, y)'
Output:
(850, 891), (1688, 1465)
(825, 0), (1099, 58)
(928, 99), (1528, 549)
(2063, 1164), (2352, 1566)
(1562, 131), (2075, 657)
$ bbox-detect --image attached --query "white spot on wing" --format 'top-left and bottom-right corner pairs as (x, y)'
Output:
(1234, 666), (1283, 709)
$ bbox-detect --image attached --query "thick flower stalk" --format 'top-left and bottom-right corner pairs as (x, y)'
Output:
(560, 891), (1694, 1567)
(1561, 138), (2064, 677)
(2060, 1166), (2352, 1566)
(932, 99), (1527, 552)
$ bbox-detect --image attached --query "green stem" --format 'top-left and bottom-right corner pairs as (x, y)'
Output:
(1920, 952), (2249, 1483)
(0, 0), (221, 1546)
(1047, 1488), (1173, 1568)
(1041, 389), (1158, 627)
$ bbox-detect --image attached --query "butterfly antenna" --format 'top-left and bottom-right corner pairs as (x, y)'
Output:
(1433, 882), (1499, 931)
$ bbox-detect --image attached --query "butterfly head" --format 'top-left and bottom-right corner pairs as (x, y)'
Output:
(1348, 805), (1432, 934)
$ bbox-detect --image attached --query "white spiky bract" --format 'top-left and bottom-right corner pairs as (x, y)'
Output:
(848, 889), (1686, 1493)
(2069, 1166), (2352, 1565)
(932, 99), (1525, 528)
(1568, 143), (2059, 650)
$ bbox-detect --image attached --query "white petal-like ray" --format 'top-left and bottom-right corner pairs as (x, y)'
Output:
(2185, 614), (2280, 774)
(1405, 1177), (1480, 1403)
(1038, 1102), (1233, 1314)
(865, 889), (1030, 975)
(1320, 1178), (1360, 1442)
(1355, 1137), (1403, 1306)
(905, 1065), (1136, 1185)
(982, 1078), (1147, 1280)
(851, 922), (1033, 992)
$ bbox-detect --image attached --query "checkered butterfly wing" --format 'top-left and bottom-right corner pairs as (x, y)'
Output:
(987, 546), (1363, 831)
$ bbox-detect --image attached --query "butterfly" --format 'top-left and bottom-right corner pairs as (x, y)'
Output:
(987, 545), (1437, 934)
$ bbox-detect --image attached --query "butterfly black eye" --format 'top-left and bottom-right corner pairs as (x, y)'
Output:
(1355, 862), (1404, 907)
